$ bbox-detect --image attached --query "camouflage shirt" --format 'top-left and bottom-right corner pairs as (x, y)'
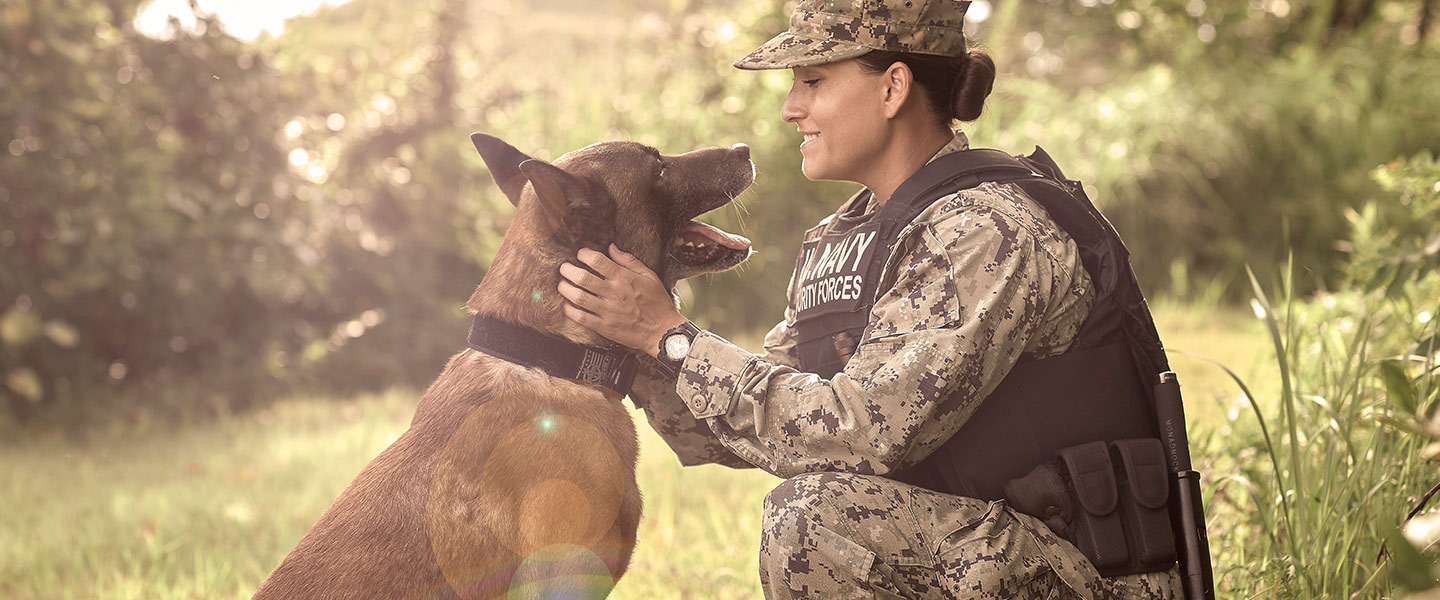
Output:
(630, 131), (1095, 478)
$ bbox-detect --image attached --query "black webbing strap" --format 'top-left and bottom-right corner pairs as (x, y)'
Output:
(467, 315), (638, 395)
(890, 148), (1043, 212)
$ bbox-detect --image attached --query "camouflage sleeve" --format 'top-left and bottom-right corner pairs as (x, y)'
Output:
(628, 357), (755, 468)
(627, 314), (801, 468)
(758, 313), (802, 367)
(627, 240), (806, 468)
(674, 196), (1064, 478)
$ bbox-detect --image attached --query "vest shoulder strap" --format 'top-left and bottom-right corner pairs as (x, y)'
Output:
(882, 148), (1042, 220)
(917, 147), (1169, 375)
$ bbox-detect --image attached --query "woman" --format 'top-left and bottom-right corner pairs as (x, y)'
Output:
(557, 1), (1183, 597)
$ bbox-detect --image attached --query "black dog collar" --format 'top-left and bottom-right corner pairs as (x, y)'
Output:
(467, 315), (638, 395)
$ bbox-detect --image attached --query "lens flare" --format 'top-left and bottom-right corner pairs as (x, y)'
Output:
(509, 544), (614, 599)
(536, 413), (558, 436)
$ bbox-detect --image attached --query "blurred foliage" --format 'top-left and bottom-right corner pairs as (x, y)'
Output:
(2, 0), (1439, 427)
(2, 1), (324, 426)
(1347, 152), (1440, 300)
(1191, 152), (1440, 595)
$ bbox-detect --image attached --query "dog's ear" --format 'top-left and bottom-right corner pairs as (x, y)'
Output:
(518, 159), (616, 251)
(471, 133), (534, 206)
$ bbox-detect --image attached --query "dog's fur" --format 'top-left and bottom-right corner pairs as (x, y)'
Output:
(252, 134), (754, 600)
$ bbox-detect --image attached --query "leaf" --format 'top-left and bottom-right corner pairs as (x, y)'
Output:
(3, 368), (43, 403)
(1385, 527), (1439, 592)
(42, 320), (79, 349)
(1416, 332), (1440, 359)
(0, 309), (41, 348)
(1387, 261), (1419, 299)
(1376, 413), (1430, 437)
(1365, 264), (1394, 294)
(1406, 511), (1440, 552)
(1386, 360), (1420, 417)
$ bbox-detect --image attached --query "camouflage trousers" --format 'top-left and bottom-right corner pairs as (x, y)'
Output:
(759, 472), (1182, 599)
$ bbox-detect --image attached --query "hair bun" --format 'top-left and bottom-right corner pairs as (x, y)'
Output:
(951, 49), (995, 122)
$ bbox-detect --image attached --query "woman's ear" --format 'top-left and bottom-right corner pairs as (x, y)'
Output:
(881, 61), (913, 120)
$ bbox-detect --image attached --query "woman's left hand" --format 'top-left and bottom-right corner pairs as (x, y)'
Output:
(557, 245), (688, 358)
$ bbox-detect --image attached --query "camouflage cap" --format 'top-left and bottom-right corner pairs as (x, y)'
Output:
(734, 0), (972, 71)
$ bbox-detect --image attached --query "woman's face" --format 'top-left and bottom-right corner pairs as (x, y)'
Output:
(781, 59), (888, 183)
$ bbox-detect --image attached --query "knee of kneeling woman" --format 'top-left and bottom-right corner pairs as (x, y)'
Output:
(759, 473), (852, 582)
(759, 473), (904, 598)
(762, 472), (846, 523)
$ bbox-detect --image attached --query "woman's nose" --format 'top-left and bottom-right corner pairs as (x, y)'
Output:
(780, 90), (803, 123)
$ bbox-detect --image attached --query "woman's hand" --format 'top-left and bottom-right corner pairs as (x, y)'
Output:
(557, 245), (688, 358)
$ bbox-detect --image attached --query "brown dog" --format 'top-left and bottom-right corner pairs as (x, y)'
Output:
(252, 133), (754, 600)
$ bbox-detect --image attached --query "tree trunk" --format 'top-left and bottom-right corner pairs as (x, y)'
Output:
(1421, 0), (1436, 42)
(1327, 0), (1380, 42)
(430, 0), (465, 126)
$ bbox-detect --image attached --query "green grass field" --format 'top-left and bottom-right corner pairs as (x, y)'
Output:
(0, 303), (1270, 599)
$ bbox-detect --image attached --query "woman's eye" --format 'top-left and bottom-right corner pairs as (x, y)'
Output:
(802, 78), (821, 87)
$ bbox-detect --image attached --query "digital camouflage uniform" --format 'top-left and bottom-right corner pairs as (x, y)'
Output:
(628, 132), (1180, 599)
(627, 0), (1183, 597)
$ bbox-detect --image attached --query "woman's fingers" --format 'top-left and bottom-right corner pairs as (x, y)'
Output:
(557, 245), (680, 354)
(561, 302), (602, 330)
(608, 244), (650, 276)
(557, 261), (606, 292)
(557, 279), (602, 311)
(576, 247), (623, 279)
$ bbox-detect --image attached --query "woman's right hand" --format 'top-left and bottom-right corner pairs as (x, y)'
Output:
(557, 245), (689, 359)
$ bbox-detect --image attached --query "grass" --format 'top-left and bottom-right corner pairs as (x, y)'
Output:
(0, 300), (1322, 599)
(0, 387), (779, 599)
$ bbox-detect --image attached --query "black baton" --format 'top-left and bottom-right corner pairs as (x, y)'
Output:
(1154, 371), (1215, 599)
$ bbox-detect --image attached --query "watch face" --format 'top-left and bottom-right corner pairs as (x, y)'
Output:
(663, 333), (692, 361)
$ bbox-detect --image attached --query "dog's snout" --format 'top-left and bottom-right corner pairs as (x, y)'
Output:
(730, 143), (750, 160)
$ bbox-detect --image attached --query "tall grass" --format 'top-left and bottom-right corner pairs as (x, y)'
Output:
(1194, 151), (1440, 595)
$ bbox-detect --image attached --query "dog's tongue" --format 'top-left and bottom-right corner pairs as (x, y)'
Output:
(679, 221), (751, 250)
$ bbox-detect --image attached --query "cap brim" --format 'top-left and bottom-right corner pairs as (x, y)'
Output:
(732, 31), (872, 71)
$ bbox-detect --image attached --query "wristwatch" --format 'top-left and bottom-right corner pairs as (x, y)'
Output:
(656, 320), (701, 378)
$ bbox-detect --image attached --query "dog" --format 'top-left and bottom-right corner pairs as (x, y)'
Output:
(251, 133), (754, 600)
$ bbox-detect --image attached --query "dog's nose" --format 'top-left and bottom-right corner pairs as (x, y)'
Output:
(730, 143), (750, 159)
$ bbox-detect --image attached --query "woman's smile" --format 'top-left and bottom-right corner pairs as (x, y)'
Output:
(781, 61), (889, 183)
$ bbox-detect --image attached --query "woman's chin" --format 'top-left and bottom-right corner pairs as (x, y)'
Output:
(800, 159), (830, 182)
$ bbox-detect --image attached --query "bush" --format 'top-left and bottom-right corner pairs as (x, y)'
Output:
(1196, 152), (1440, 595)
(972, 42), (1440, 301)
(0, 7), (331, 426)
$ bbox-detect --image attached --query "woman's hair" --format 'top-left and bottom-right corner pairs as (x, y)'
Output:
(854, 48), (995, 124)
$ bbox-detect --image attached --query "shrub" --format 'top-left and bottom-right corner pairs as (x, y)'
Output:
(1196, 153), (1440, 595)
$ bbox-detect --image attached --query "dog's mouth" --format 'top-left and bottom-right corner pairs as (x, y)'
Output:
(670, 221), (752, 269)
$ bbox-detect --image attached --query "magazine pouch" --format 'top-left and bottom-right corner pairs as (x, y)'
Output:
(1056, 441), (1128, 571)
(1004, 439), (1179, 577)
(1111, 438), (1178, 571)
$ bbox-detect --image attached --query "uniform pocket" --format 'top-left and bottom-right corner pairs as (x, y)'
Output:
(809, 524), (915, 600)
(811, 523), (877, 579)
(926, 496), (1096, 599)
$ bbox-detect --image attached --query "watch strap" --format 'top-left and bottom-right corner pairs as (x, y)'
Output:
(655, 320), (701, 378)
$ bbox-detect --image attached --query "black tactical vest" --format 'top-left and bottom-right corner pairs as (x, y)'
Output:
(790, 147), (1178, 576)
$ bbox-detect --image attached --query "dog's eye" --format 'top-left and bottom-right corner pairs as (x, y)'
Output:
(657, 161), (667, 178)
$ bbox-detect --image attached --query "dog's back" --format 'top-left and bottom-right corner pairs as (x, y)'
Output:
(253, 351), (639, 600)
